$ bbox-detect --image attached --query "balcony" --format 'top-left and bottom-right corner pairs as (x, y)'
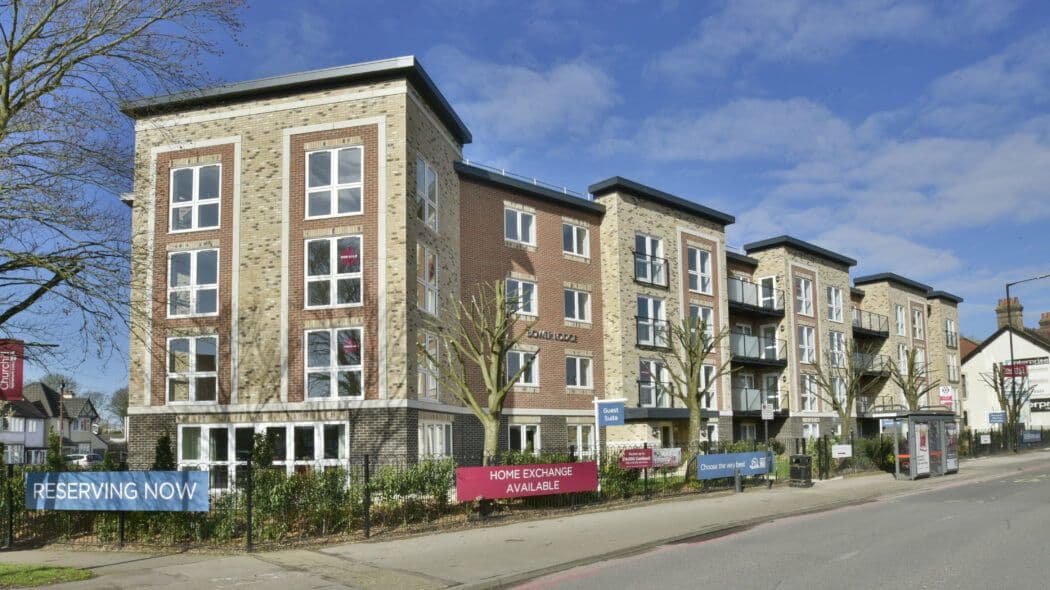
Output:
(853, 352), (892, 376)
(946, 330), (959, 349)
(636, 316), (670, 349)
(730, 333), (787, 367)
(732, 387), (782, 413)
(727, 276), (785, 317)
(852, 308), (890, 338)
(633, 251), (668, 288)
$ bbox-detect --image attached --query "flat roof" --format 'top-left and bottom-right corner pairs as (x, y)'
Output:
(121, 56), (472, 145)
(927, 290), (964, 304)
(456, 162), (605, 215)
(853, 272), (932, 293)
(743, 235), (857, 267)
(726, 251), (759, 267)
(587, 177), (735, 226)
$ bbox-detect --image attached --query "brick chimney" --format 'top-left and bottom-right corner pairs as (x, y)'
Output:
(996, 297), (1023, 329)
(1040, 312), (1050, 338)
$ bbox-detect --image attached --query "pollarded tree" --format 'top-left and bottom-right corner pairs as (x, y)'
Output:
(981, 364), (1039, 452)
(655, 313), (734, 463)
(809, 340), (886, 441)
(420, 280), (537, 464)
(889, 347), (940, 411)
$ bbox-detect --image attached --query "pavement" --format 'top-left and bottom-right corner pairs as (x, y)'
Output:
(1, 452), (1047, 589)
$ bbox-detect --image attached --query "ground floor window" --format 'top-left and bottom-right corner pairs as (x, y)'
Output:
(740, 423), (757, 441)
(660, 425), (675, 448)
(706, 423), (719, 444)
(77, 443), (91, 454)
(567, 424), (594, 457)
(419, 422), (453, 458)
(803, 423), (820, 439)
(509, 424), (540, 454)
(26, 449), (45, 465)
(3, 444), (23, 465)
(178, 422), (349, 489)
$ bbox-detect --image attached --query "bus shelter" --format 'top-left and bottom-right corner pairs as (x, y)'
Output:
(874, 409), (959, 480)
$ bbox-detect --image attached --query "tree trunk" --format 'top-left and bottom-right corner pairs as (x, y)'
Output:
(840, 405), (853, 442)
(685, 401), (704, 481)
(481, 414), (500, 466)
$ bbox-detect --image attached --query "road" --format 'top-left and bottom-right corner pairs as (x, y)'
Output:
(518, 468), (1050, 590)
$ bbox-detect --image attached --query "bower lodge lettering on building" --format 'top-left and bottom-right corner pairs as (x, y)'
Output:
(121, 56), (964, 488)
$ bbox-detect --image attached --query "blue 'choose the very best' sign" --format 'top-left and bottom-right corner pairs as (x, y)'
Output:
(597, 400), (625, 426)
(26, 471), (210, 512)
(697, 451), (774, 480)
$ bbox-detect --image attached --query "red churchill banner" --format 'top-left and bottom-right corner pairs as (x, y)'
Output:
(0, 340), (25, 401)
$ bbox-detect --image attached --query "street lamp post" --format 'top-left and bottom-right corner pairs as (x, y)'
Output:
(1004, 273), (1050, 450)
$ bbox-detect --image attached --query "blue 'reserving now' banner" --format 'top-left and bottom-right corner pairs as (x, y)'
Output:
(696, 451), (774, 480)
(26, 471), (210, 512)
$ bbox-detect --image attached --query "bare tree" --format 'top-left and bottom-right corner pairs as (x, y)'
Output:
(888, 348), (940, 411)
(0, 0), (243, 366)
(420, 280), (537, 464)
(809, 341), (887, 441)
(981, 364), (1038, 452)
(655, 314), (733, 465)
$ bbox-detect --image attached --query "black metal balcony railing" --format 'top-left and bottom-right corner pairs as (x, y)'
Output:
(853, 352), (892, 374)
(637, 381), (675, 408)
(729, 333), (786, 362)
(636, 316), (670, 348)
(852, 308), (890, 335)
(946, 330), (959, 349)
(732, 387), (781, 412)
(727, 276), (785, 313)
(633, 251), (668, 287)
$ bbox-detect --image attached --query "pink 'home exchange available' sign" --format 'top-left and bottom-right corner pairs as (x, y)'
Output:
(455, 462), (598, 502)
(0, 340), (24, 401)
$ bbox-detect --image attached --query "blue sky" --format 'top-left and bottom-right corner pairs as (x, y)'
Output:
(36, 0), (1050, 391)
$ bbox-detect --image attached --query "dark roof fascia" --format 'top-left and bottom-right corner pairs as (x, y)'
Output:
(853, 272), (933, 294)
(121, 56), (472, 145)
(743, 235), (857, 267)
(962, 326), (1050, 364)
(588, 177), (735, 226)
(851, 287), (866, 298)
(726, 251), (759, 267)
(927, 290), (964, 304)
(456, 161), (604, 215)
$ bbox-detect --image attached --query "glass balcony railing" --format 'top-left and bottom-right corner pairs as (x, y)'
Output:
(727, 276), (784, 312)
(633, 251), (668, 287)
(636, 316), (670, 348)
(732, 387), (781, 412)
(729, 333), (786, 362)
(852, 308), (890, 334)
(853, 352), (892, 373)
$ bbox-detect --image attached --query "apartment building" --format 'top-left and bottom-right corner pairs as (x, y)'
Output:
(121, 56), (964, 480)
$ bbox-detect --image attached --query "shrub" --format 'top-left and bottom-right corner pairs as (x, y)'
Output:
(600, 453), (640, 499)
(151, 435), (175, 470)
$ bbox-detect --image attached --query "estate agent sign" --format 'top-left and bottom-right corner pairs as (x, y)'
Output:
(696, 452), (773, 480)
(0, 339), (24, 401)
(455, 462), (598, 502)
(619, 448), (653, 469)
(26, 472), (210, 512)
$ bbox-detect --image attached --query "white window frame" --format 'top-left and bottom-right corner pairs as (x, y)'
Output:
(504, 207), (536, 246)
(689, 304), (715, 342)
(827, 286), (844, 323)
(166, 335), (219, 404)
(637, 295), (668, 347)
(507, 350), (538, 387)
(829, 330), (846, 367)
(832, 376), (847, 407)
(801, 374), (818, 412)
(565, 355), (593, 389)
(417, 330), (440, 401)
(898, 344), (909, 376)
(169, 163), (221, 233)
(915, 347), (926, 374)
(26, 449), (45, 465)
(740, 423), (757, 441)
(912, 308), (924, 340)
(509, 423), (541, 454)
(687, 247), (712, 294)
(700, 364), (717, 410)
(417, 243), (439, 316)
(795, 277), (813, 316)
(567, 424), (595, 458)
(506, 278), (538, 317)
(167, 249), (219, 318)
(798, 326), (815, 364)
(639, 359), (669, 408)
(896, 305), (906, 336)
(634, 233), (666, 285)
(802, 422), (820, 439)
(418, 421), (453, 458)
(304, 235), (363, 309)
(415, 157), (438, 231)
(948, 353), (959, 382)
(564, 288), (591, 322)
(304, 327), (364, 400)
(562, 223), (589, 258)
(3, 417), (24, 432)
(305, 146), (364, 219)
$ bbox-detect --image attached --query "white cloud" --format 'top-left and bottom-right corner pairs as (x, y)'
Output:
(628, 98), (856, 161)
(426, 46), (619, 143)
(249, 13), (337, 77)
(929, 33), (1050, 105)
(815, 226), (960, 276)
(649, 0), (1018, 79)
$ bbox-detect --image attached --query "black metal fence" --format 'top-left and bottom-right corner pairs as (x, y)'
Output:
(0, 445), (789, 551)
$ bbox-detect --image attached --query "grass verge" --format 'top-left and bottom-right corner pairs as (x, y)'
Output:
(0, 563), (92, 588)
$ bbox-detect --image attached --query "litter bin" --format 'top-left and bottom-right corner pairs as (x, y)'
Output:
(789, 454), (812, 487)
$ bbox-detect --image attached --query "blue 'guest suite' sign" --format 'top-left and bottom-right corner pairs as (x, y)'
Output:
(596, 401), (625, 426)
(26, 471), (210, 512)
(696, 452), (774, 480)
